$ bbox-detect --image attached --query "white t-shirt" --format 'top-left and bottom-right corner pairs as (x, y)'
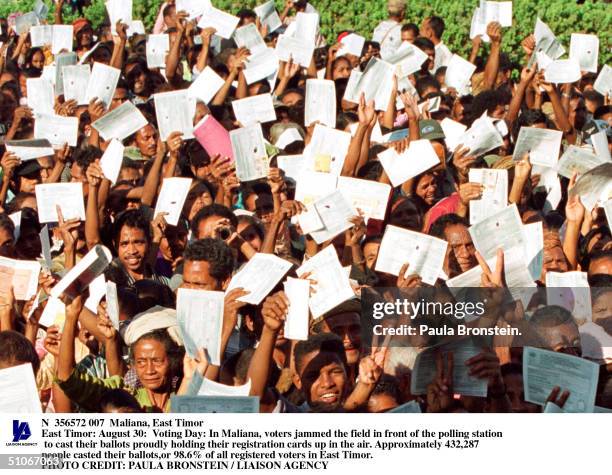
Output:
(434, 41), (453, 72)
(372, 20), (403, 60)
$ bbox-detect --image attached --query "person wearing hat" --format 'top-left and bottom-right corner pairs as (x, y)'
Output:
(72, 18), (95, 59)
(55, 293), (211, 412)
(372, 0), (406, 60)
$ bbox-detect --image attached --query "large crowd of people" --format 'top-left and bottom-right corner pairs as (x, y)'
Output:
(0, 0), (610, 414)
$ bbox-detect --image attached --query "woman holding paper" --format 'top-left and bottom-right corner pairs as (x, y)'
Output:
(55, 294), (208, 412)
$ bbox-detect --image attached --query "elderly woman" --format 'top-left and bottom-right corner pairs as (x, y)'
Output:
(55, 297), (206, 412)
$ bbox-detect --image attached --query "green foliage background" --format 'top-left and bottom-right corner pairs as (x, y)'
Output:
(2, 0), (610, 66)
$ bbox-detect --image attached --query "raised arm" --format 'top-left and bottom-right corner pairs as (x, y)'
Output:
(57, 295), (84, 382)
(0, 151), (19, 208)
(110, 22), (128, 70)
(56, 206), (81, 270)
(54, 0), (65, 25)
(165, 14), (187, 83)
(482, 22), (502, 91)
(341, 94), (374, 177)
(247, 292), (288, 403)
(261, 200), (306, 254)
(381, 77), (398, 130)
(212, 48), (248, 105)
(469, 35), (482, 64)
(343, 348), (385, 411)
(205, 288), (250, 381)
(563, 174), (585, 270)
(274, 59), (300, 98)
(540, 79), (576, 143)
(140, 136), (167, 207)
(280, 0), (293, 23)
(84, 161), (104, 249)
(96, 302), (127, 377)
(506, 66), (537, 128)
(509, 153), (531, 205)
(194, 28), (216, 74)
(325, 44), (341, 80)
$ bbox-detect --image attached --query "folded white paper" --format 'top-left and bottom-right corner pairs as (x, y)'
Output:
(378, 139), (440, 187)
(100, 139), (125, 185)
(154, 177), (193, 226)
(35, 182), (86, 223)
(188, 66), (225, 104)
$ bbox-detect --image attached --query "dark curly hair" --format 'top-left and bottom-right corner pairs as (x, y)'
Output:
(183, 238), (235, 282)
(112, 209), (151, 246)
(190, 204), (238, 237)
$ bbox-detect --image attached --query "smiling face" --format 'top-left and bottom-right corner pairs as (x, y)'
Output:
(296, 351), (348, 409)
(415, 173), (437, 205)
(133, 339), (170, 391)
(117, 225), (149, 276)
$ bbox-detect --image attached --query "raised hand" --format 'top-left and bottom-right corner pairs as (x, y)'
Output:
(358, 93), (376, 125)
(223, 287), (250, 334)
(183, 348), (210, 380)
(96, 302), (117, 341)
(399, 91), (419, 121)
(199, 27), (216, 45)
(13, 106), (33, 124)
(458, 182), (483, 206)
(267, 167), (285, 194)
(261, 291), (289, 332)
(85, 159), (104, 187)
(56, 205), (80, 253)
(486, 21), (502, 45)
(452, 145), (476, 177)
(87, 97), (106, 122)
(565, 172), (585, 224)
(166, 131), (184, 155)
(275, 200), (307, 222)
(115, 21), (128, 41)
(514, 152), (532, 181)
(1, 151), (21, 180)
(396, 263), (422, 289)
(346, 212), (366, 246)
(521, 34), (536, 57)
(426, 351), (454, 413)
(545, 386), (570, 409)
(151, 212), (169, 243)
(359, 346), (387, 385)
(43, 325), (62, 357)
(466, 347), (504, 395)
(475, 248), (505, 288)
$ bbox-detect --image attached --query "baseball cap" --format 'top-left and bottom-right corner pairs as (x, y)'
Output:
(419, 119), (445, 141)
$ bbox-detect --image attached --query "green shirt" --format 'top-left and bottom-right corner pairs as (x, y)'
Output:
(57, 368), (172, 412)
